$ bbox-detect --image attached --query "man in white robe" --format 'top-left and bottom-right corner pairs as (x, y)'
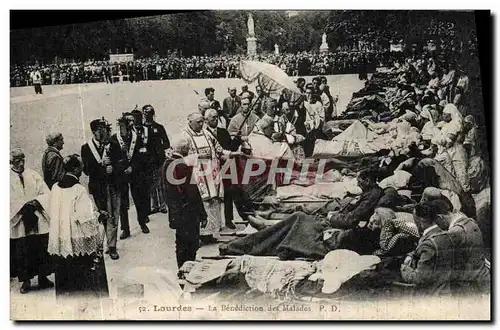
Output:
(10, 148), (53, 294)
(47, 154), (108, 297)
(302, 85), (324, 157)
(273, 101), (305, 160)
(48, 155), (101, 258)
(236, 116), (295, 236)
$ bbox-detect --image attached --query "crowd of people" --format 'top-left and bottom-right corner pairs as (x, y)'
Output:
(179, 52), (490, 296)
(10, 47), (490, 299)
(10, 50), (386, 88)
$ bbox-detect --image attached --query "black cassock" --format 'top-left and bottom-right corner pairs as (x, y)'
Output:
(206, 127), (254, 223)
(160, 154), (207, 268)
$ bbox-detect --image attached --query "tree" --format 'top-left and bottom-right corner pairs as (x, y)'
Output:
(10, 10), (480, 63)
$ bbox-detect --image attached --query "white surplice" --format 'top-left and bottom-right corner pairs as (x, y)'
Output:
(47, 182), (101, 257)
(10, 169), (50, 239)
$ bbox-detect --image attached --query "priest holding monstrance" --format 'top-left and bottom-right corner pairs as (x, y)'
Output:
(179, 112), (243, 243)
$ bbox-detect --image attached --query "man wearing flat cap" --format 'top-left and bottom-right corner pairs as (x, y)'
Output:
(81, 118), (121, 260)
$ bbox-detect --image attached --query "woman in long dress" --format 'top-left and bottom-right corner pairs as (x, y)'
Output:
(47, 154), (108, 298)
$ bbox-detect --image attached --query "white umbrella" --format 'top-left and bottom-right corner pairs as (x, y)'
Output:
(239, 60), (302, 99)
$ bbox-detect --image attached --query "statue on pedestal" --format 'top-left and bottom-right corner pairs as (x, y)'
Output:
(274, 44), (279, 55)
(246, 13), (257, 56)
(319, 32), (329, 53)
(247, 13), (255, 37)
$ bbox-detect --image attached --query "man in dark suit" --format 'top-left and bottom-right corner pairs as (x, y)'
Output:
(327, 169), (384, 230)
(80, 118), (120, 260)
(198, 87), (222, 113)
(433, 200), (490, 294)
(143, 104), (170, 214)
(222, 87), (241, 119)
(400, 201), (455, 296)
(42, 132), (65, 189)
(204, 109), (253, 230)
(205, 109), (241, 151)
(160, 137), (207, 270)
(129, 110), (152, 233)
(251, 86), (274, 118)
(109, 113), (135, 240)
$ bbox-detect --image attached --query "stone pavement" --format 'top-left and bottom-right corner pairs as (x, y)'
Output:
(10, 206), (244, 320)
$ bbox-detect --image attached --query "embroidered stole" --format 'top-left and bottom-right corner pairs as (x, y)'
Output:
(133, 126), (149, 146)
(117, 131), (137, 160)
(184, 128), (221, 200)
(88, 140), (105, 166)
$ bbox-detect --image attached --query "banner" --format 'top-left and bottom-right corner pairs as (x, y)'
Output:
(390, 43), (403, 53)
(109, 53), (134, 63)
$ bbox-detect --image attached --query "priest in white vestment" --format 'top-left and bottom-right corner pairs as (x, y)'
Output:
(10, 148), (53, 294)
(273, 101), (305, 160)
(236, 116), (295, 236)
(180, 112), (242, 242)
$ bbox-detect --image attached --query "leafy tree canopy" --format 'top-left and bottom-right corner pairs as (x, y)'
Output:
(11, 10), (477, 64)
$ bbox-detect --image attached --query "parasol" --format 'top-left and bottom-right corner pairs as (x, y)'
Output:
(239, 60), (302, 99)
(238, 60), (304, 133)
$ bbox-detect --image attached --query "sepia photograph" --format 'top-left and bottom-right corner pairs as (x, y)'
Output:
(8, 9), (492, 321)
